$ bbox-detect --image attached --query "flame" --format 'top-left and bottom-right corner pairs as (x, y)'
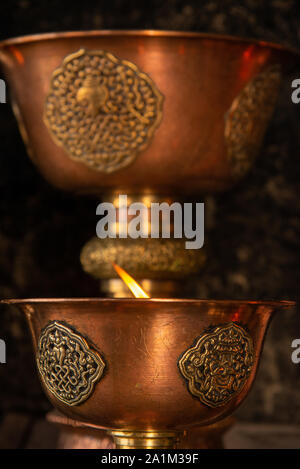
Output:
(112, 262), (150, 298)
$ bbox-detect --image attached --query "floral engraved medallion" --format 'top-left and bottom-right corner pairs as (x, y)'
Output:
(178, 323), (254, 407)
(225, 65), (282, 180)
(44, 49), (164, 173)
(37, 321), (105, 406)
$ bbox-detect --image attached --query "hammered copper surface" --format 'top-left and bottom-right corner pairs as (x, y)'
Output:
(2, 298), (293, 431)
(0, 31), (298, 195)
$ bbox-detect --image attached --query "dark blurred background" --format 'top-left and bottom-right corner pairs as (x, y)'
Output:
(0, 0), (299, 430)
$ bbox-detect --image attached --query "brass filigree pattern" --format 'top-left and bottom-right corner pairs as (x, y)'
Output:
(80, 237), (206, 280)
(44, 49), (164, 172)
(178, 323), (254, 407)
(225, 65), (282, 180)
(37, 321), (105, 406)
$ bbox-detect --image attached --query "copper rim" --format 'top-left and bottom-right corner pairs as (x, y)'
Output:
(1, 298), (295, 306)
(0, 29), (299, 57)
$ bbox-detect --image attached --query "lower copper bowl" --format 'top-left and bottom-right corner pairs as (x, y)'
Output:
(2, 298), (293, 435)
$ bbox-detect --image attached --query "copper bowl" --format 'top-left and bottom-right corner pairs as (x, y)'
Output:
(2, 298), (294, 447)
(0, 31), (298, 195)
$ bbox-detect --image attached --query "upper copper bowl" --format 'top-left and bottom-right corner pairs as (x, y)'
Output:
(0, 31), (298, 195)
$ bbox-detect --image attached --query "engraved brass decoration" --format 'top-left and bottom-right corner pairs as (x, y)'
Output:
(80, 237), (206, 280)
(178, 323), (254, 407)
(225, 65), (282, 180)
(37, 321), (105, 406)
(44, 49), (164, 173)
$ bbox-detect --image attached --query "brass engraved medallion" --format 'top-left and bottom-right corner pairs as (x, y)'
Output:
(225, 65), (282, 180)
(178, 323), (254, 407)
(37, 321), (105, 406)
(44, 49), (164, 172)
(80, 237), (206, 280)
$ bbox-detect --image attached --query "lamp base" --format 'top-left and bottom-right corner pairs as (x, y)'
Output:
(47, 411), (235, 449)
(108, 429), (181, 449)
